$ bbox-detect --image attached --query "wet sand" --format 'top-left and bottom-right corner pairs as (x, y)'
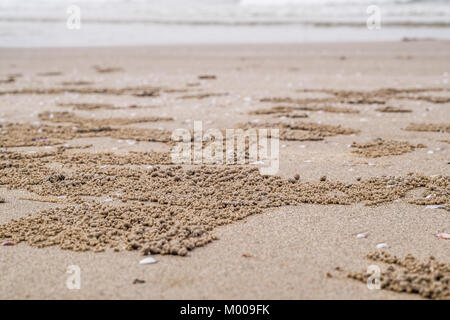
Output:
(0, 41), (449, 299)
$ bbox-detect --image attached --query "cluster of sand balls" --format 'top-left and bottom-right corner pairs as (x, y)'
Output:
(38, 111), (173, 126)
(2, 153), (448, 209)
(375, 106), (412, 113)
(0, 145), (448, 256)
(347, 251), (449, 300)
(0, 122), (172, 148)
(404, 123), (450, 133)
(350, 139), (425, 158)
(0, 202), (232, 256)
(0, 110), (448, 256)
(238, 121), (359, 141)
(260, 87), (449, 108)
(249, 105), (359, 116)
(0, 84), (162, 97)
(57, 102), (154, 110)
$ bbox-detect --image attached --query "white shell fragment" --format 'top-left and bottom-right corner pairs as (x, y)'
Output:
(376, 243), (389, 250)
(356, 233), (367, 239)
(426, 205), (444, 209)
(437, 233), (450, 240)
(139, 257), (157, 265)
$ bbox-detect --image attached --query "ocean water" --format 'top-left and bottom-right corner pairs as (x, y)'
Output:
(0, 0), (449, 47)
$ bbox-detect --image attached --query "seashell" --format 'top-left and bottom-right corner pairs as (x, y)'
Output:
(437, 233), (450, 240)
(426, 205), (444, 209)
(2, 241), (14, 246)
(139, 257), (157, 265)
(376, 243), (389, 250)
(356, 233), (367, 239)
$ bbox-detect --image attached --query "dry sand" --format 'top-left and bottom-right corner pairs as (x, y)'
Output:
(0, 41), (449, 299)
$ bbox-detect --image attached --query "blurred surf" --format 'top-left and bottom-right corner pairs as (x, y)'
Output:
(0, 0), (449, 46)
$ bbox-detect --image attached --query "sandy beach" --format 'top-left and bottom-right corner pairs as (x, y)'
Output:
(0, 41), (449, 299)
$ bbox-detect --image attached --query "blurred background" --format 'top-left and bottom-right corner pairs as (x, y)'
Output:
(1, 0), (449, 47)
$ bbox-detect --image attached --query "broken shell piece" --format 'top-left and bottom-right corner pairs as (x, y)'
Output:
(139, 257), (157, 265)
(376, 243), (389, 250)
(250, 161), (264, 165)
(2, 241), (14, 246)
(356, 233), (368, 239)
(437, 233), (450, 240)
(426, 205), (444, 209)
(133, 278), (146, 284)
